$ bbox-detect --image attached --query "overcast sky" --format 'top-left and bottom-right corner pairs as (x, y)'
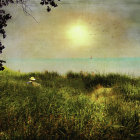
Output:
(2, 0), (140, 59)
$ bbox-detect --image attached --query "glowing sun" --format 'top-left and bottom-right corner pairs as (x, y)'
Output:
(67, 24), (91, 47)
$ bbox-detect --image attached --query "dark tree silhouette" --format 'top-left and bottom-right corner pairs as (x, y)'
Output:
(0, 0), (60, 71)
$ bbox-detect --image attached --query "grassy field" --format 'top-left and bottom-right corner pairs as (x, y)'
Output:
(0, 69), (140, 140)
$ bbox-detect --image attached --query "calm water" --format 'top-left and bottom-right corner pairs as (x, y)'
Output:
(6, 58), (140, 76)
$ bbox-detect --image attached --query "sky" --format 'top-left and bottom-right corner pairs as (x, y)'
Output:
(2, 0), (140, 59)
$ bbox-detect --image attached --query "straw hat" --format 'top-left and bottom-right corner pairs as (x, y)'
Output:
(30, 77), (36, 81)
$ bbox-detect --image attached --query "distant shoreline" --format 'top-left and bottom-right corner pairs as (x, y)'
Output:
(4, 58), (140, 76)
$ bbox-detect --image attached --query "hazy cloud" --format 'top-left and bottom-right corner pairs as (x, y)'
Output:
(2, 0), (140, 59)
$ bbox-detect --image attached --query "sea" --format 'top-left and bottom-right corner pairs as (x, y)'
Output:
(5, 58), (140, 77)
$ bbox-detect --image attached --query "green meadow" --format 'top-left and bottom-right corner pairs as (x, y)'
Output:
(0, 69), (139, 139)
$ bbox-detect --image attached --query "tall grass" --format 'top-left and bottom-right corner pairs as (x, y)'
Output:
(0, 70), (139, 139)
